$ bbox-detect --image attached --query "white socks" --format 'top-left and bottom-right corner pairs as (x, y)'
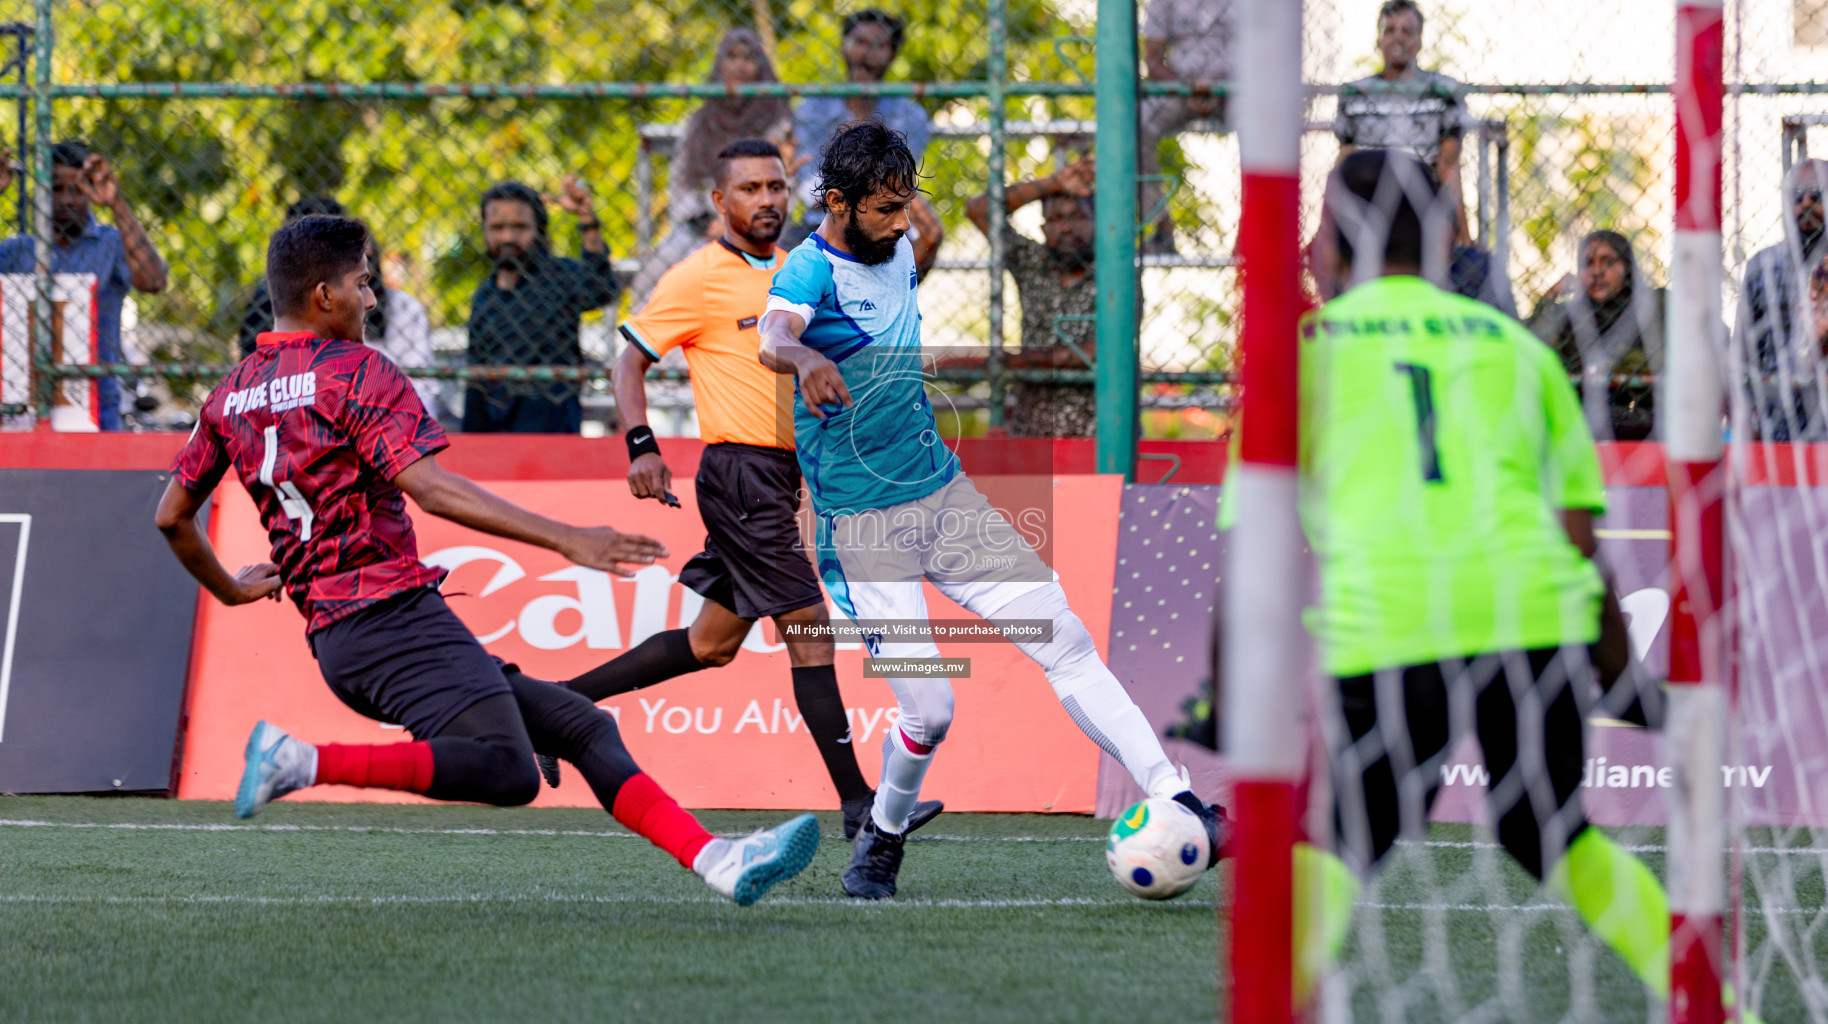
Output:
(873, 728), (935, 835)
(692, 837), (731, 877)
(999, 585), (1184, 800)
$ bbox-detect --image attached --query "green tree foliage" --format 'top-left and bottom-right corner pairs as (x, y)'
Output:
(40, 0), (1091, 362)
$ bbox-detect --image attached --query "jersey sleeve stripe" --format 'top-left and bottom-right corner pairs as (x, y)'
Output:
(619, 323), (661, 361)
(764, 295), (817, 323)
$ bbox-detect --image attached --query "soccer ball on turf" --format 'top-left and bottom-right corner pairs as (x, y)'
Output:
(1106, 797), (1209, 900)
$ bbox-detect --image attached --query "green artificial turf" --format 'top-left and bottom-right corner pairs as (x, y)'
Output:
(0, 798), (1820, 1022)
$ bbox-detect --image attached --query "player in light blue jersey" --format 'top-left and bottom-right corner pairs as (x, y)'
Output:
(762, 202), (956, 515)
(761, 119), (1228, 899)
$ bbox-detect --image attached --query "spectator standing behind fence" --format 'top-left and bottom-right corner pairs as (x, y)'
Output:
(0, 141), (168, 431)
(1139, 0), (1231, 255)
(1527, 230), (1664, 442)
(238, 196), (347, 357)
(464, 177), (618, 434)
(1333, 1), (1471, 246)
(966, 155), (1098, 437)
(1738, 158), (1827, 440)
(630, 28), (796, 311)
(789, 11), (942, 276)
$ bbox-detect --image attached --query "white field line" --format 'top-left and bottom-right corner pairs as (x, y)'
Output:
(1418, 839), (1828, 856)
(5, 822), (1823, 915)
(9, 821), (1828, 856)
(14, 819), (1828, 859)
(1362, 901), (1827, 917)
(0, 819), (1102, 842)
(0, 892), (1209, 910)
(0, 891), (1817, 916)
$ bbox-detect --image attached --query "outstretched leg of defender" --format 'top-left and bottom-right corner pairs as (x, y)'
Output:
(238, 692), (543, 817)
(504, 668), (820, 906)
(554, 601), (911, 836)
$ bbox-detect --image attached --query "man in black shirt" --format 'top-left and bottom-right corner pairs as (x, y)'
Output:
(463, 178), (618, 433)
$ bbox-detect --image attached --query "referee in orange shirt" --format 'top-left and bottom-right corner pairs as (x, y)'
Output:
(547, 139), (939, 839)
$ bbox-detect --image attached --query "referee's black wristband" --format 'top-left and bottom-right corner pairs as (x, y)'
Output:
(626, 425), (661, 461)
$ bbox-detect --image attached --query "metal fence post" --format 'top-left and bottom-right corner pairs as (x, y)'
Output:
(985, 0), (1007, 433)
(28, 0), (50, 424)
(1092, 0), (1138, 478)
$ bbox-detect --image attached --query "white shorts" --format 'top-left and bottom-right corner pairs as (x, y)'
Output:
(815, 474), (1057, 656)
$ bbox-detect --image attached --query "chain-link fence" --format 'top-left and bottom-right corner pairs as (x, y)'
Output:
(0, 0), (1116, 436)
(0, 1), (1821, 451)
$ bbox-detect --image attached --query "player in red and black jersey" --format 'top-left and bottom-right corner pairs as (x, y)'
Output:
(155, 215), (817, 905)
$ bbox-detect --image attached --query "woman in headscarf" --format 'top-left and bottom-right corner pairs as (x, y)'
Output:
(629, 27), (793, 310)
(1527, 230), (1666, 441)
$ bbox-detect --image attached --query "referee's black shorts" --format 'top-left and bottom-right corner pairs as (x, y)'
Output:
(678, 441), (824, 621)
(1330, 646), (1592, 881)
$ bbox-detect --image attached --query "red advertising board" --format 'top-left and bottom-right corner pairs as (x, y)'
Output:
(176, 473), (1123, 812)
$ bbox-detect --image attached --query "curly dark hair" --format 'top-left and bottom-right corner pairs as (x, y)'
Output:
(810, 118), (921, 212)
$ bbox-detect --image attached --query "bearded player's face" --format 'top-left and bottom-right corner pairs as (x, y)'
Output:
(714, 156), (789, 248)
(837, 188), (913, 266)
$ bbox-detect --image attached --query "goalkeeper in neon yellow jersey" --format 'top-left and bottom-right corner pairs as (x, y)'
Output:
(1287, 150), (1686, 1013)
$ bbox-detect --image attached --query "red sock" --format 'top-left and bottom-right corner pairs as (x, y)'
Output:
(612, 772), (714, 870)
(314, 742), (435, 793)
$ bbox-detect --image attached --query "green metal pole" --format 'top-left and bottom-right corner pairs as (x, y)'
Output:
(985, 0), (1007, 432)
(1093, 0), (1140, 478)
(29, 0), (51, 423)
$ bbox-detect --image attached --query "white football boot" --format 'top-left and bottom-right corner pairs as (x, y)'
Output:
(235, 720), (318, 819)
(693, 813), (821, 906)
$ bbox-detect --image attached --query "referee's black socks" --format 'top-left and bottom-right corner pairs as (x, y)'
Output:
(565, 628), (706, 702)
(792, 664), (873, 802)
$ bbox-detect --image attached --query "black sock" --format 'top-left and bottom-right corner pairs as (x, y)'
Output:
(791, 664), (872, 802)
(565, 628), (705, 703)
(502, 670), (641, 809)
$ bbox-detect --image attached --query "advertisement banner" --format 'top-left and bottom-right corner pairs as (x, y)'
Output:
(0, 470), (202, 793)
(177, 474), (1122, 812)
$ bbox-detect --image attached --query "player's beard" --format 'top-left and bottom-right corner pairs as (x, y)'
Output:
(844, 209), (903, 266)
